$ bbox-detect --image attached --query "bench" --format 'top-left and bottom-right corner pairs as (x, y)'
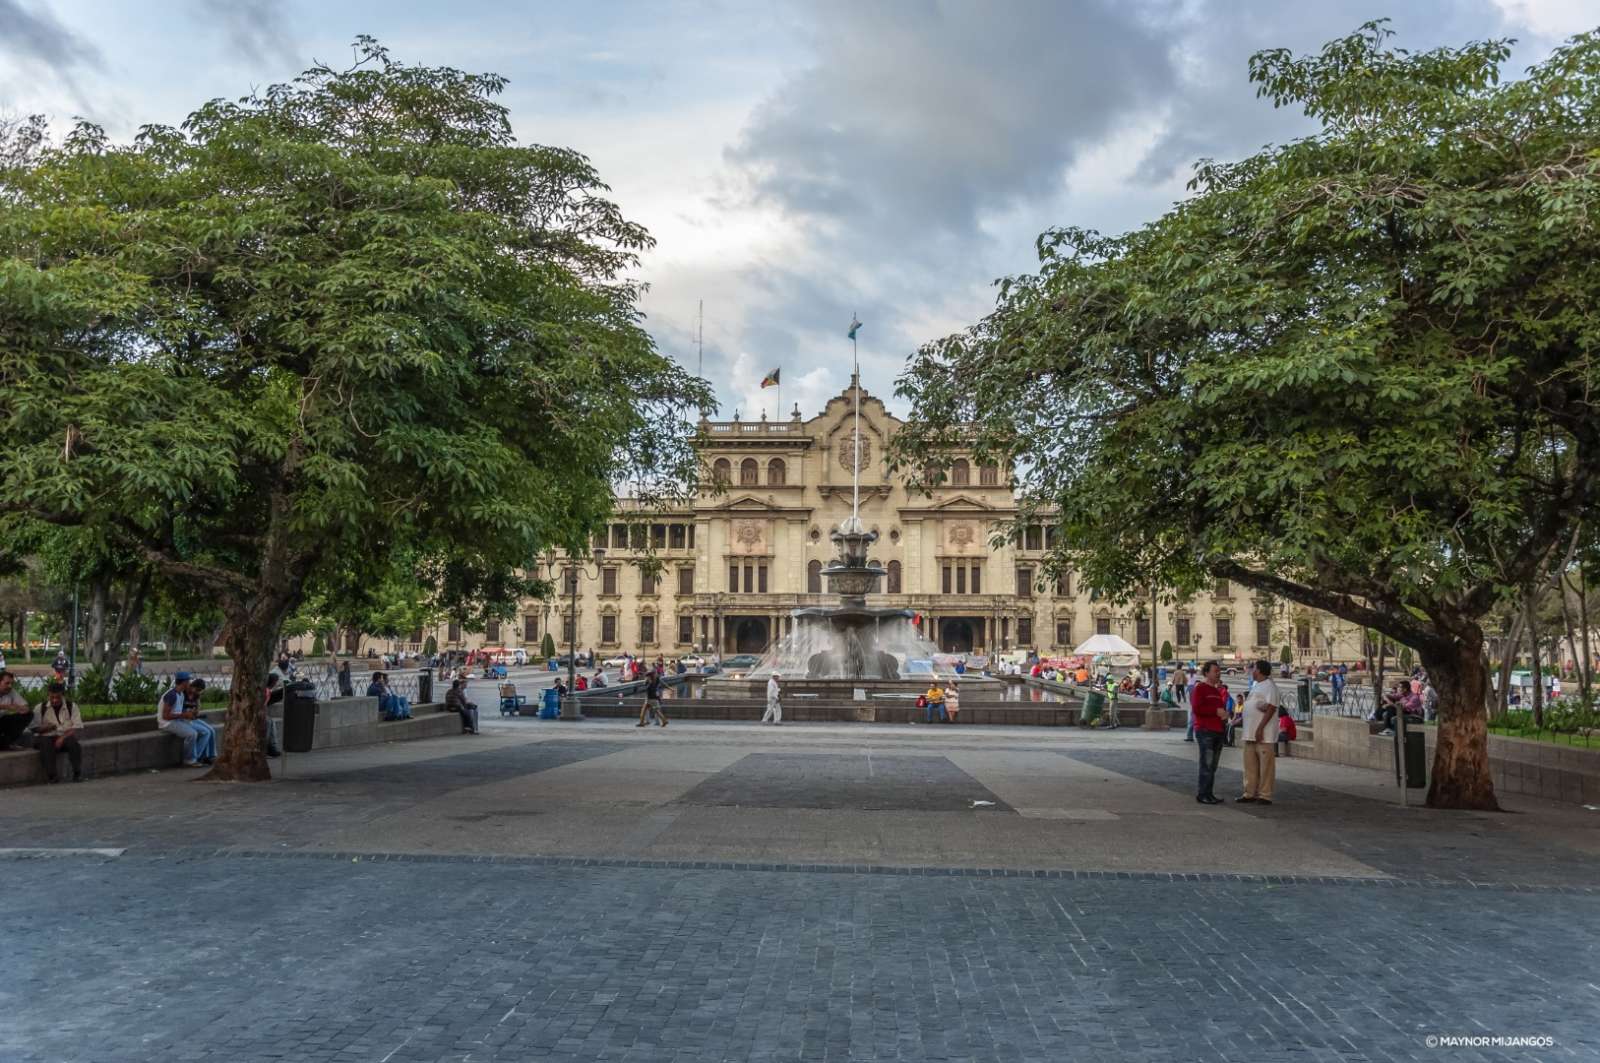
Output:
(0, 709), (228, 788)
(1, 699), (464, 787)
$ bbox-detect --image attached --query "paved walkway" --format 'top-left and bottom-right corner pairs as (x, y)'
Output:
(4, 720), (1597, 1061)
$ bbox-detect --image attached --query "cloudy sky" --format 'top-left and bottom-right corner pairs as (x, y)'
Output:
(3, 0), (1594, 420)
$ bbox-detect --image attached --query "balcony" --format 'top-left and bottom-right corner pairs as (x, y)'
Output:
(703, 421), (799, 435)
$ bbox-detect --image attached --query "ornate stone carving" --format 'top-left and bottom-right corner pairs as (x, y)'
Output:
(837, 427), (871, 472)
(949, 524), (975, 547)
(735, 520), (763, 545)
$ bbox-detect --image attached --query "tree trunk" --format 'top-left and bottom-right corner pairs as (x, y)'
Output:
(86, 578), (109, 670)
(1525, 589), (1544, 728)
(1424, 635), (1500, 810)
(1494, 613), (1524, 722)
(18, 611), (28, 661)
(204, 612), (276, 783)
(1559, 578), (1581, 686)
(1579, 558), (1593, 699)
(111, 570), (151, 656)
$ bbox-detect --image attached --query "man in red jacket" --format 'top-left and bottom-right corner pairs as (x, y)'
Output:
(1190, 660), (1228, 804)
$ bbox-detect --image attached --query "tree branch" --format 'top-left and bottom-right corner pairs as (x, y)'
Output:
(1211, 560), (1443, 653)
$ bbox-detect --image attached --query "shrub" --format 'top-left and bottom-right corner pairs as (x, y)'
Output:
(111, 669), (163, 706)
(1279, 645), (1292, 667)
(75, 664), (113, 704)
(424, 635), (438, 656)
(541, 632), (556, 660)
(1160, 640), (1173, 662)
(311, 633), (325, 656)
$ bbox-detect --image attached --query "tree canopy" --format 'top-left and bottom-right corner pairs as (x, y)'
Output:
(0, 39), (712, 778)
(892, 22), (1600, 808)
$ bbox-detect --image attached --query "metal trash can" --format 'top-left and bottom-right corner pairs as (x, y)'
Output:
(1083, 690), (1106, 723)
(418, 669), (433, 706)
(541, 687), (561, 719)
(1401, 727), (1427, 788)
(282, 680), (318, 753)
(1296, 677), (1312, 716)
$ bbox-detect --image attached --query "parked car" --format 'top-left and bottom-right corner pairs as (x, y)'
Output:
(602, 654), (631, 668)
(722, 654), (762, 678)
(679, 654), (706, 668)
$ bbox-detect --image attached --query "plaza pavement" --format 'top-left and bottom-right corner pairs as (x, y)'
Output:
(3, 717), (1597, 1062)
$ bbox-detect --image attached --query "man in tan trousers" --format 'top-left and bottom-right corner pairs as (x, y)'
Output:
(1236, 659), (1280, 805)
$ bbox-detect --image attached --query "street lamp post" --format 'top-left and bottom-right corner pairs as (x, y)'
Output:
(562, 547), (605, 721)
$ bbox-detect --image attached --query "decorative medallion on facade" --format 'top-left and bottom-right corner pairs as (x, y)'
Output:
(735, 520), (764, 545)
(949, 524), (975, 547)
(836, 427), (871, 472)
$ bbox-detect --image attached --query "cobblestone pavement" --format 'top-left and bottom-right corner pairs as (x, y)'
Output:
(3, 723), (1599, 1061)
(4, 852), (1597, 1063)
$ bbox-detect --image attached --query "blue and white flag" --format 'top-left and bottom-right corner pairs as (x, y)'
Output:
(847, 314), (862, 340)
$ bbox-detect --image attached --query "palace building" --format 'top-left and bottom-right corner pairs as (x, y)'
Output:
(401, 379), (1361, 664)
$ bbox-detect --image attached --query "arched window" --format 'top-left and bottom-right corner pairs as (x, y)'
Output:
(807, 560), (823, 594)
(979, 464), (999, 486)
(887, 560), (902, 594)
(950, 459), (970, 486)
(767, 458), (786, 486)
(712, 458), (730, 485)
(740, 458), (759, 486)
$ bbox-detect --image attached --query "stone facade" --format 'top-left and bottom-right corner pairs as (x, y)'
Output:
(391, 380), (1364, 662)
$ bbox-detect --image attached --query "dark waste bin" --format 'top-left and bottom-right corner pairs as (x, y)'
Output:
(1399, 726), (1427, 788)
(1082, 690), (1106, 723)
(282, 680), (318, 753)
(1296, 677), (1312, 716)
(418, 669), (433, 706)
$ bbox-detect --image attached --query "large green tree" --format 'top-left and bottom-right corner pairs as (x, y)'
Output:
(1, 40), (710, 779)
(893, 23), (1600, 809)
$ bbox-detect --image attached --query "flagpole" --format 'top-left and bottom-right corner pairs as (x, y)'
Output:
(851, 315), (860, 522)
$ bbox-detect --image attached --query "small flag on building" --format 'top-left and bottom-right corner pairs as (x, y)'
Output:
(847, 314), (862, 340)
(760, 368), (781, 388)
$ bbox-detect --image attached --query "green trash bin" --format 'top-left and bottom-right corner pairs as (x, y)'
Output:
(1296, 677), (1312, 716)
(1083, 690), (1106, 724)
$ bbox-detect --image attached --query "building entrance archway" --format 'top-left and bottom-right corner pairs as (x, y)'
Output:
(732, 617), (771, 655)
(939, 618), (976, 654)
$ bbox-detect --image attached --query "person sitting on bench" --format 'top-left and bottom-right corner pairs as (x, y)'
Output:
(366, 672), (411, 720)
(0, 669), (32, 750)
(445, 679), (480, 734)
(33, 681), (84, 783)
(183, 679), (219, 765)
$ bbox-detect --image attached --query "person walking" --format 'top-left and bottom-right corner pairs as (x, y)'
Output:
(1331, 663), (1346, 704)
(1190, 661), (1227, 804)
(637, 667), (669, 727)
(762, 671), (782, 725)
(1236, 659), (1280, 805)
(1172, 668), (1193, 741)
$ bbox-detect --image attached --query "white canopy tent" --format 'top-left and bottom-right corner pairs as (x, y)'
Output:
(1072, 634), (1141, 665)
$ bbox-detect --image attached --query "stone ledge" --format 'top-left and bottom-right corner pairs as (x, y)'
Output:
(1298, 714), (1600, 805)
(1, 702), (461, 788)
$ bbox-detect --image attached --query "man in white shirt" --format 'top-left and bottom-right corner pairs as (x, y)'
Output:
(762, 672), (782, 724)
(1236, 659), (1280, 805)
